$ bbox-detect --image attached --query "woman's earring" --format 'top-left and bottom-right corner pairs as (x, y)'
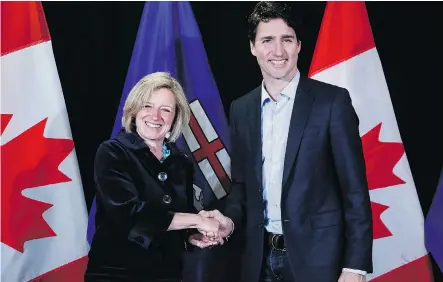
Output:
(165, 132), (171, 139)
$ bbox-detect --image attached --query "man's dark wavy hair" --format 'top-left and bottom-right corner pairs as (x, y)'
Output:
(248, 1), (299, 43)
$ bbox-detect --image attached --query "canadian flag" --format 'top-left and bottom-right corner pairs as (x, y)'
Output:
(308, 2), (434, 281)
(1, 2), (89, 281)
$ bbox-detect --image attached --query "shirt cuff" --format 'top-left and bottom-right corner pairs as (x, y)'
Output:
(342, 268), (367, 275)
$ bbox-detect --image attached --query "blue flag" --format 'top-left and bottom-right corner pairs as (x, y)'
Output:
(86, 2), (234, 281)
(425, 167), (443, 273)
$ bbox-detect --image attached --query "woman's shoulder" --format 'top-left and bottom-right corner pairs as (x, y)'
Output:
(95, 131), (132, 161)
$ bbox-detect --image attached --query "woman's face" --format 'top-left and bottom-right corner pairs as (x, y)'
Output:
(135, 88), (176, 143)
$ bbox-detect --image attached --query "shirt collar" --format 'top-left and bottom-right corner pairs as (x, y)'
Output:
(261, 69), (301, 106)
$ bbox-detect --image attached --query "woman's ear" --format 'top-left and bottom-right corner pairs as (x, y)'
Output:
(169, 110), (179, 139)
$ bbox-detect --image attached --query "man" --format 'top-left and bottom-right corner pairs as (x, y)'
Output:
(196, 2), (373, 282)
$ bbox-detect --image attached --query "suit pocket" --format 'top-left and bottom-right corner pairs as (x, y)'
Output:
(301, 126), (321, 154)
(310, 209), (343, 229)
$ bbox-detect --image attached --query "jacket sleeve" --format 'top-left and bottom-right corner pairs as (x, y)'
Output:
(94, 141), (174, 250)
(222, 100), (247, 230)
(329, 89), (373, 273)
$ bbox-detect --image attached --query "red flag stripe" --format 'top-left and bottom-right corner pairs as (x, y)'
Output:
(29, 256), (88, 282)
(308, 1), (375, 77)
(1, 1), (51, 56)
(371, 255), (433, 282)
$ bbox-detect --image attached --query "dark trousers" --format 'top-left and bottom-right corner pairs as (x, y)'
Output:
(85, 267), (181, 282)
(182, 244), (242, 282)
(259, 235), (295, 282)
(85, 272), (181, 282)
(85, 251), (182, 282)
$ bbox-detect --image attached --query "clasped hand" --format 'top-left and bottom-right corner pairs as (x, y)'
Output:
(189, 210), (233, 248)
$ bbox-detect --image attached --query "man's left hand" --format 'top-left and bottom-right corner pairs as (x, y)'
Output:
(338, 272), (366, 282)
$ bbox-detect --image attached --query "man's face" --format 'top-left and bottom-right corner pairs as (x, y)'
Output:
(250, 18), (301, 81)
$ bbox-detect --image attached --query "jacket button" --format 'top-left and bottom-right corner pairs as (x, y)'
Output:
(135, 236), (144, 244)
(158, 172), (168, 182)
(163, 195), (172, 204)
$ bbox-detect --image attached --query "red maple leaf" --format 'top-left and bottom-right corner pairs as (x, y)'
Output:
(361, 123), (406, 190)
(371, 202), (392, 239)
(361, 122), (405, 240)
(1, 114), (74, 252)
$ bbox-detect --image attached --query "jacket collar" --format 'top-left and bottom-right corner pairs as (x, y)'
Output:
(115, 129), (179, 155)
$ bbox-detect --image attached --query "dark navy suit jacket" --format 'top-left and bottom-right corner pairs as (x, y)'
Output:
(224, 76), (373, 282)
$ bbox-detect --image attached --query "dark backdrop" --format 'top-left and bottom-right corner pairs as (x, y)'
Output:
(42, 1), (443, 280)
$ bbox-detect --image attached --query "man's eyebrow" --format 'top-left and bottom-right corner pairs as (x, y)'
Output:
(281, 34), (295, 39)
(258, 35), (275, 41)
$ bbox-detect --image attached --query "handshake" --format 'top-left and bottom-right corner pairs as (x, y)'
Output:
(189, 209), (234, 248)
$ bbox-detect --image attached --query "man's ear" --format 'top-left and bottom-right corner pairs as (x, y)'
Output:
(250, 40), (256, 57)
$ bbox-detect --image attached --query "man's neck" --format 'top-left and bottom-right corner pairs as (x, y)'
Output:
(263, 70), (298, 101)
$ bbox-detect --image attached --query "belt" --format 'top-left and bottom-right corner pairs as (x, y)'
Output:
(265, 231), (285, 250)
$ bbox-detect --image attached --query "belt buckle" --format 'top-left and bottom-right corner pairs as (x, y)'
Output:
(271, 234), (285, 251)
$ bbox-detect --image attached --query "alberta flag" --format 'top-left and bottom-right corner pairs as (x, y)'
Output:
(86, 1), (233, 281)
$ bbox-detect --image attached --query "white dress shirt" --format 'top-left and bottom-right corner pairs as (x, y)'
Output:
(261, 71), (299, 235)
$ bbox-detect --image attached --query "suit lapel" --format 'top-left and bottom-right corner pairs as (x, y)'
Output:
(282, 76), (315, 188)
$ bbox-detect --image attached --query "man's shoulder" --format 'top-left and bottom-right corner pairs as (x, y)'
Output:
(232, 85), (261, 108)
(303, 76), (346, 94)
(301, 76), (351, 106)
(230, 76), (350, 109)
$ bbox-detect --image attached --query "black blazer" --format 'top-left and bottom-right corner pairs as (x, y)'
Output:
(224, 76), (373, 282)
(86, 130), (196, 280)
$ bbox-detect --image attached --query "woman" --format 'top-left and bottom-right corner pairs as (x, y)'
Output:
(85, 72), (220, 282)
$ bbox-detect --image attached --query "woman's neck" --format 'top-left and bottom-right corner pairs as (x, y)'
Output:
(144, 138), (164, 161)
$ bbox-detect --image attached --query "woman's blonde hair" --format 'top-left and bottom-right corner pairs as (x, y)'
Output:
(122, 72), (190, 142)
